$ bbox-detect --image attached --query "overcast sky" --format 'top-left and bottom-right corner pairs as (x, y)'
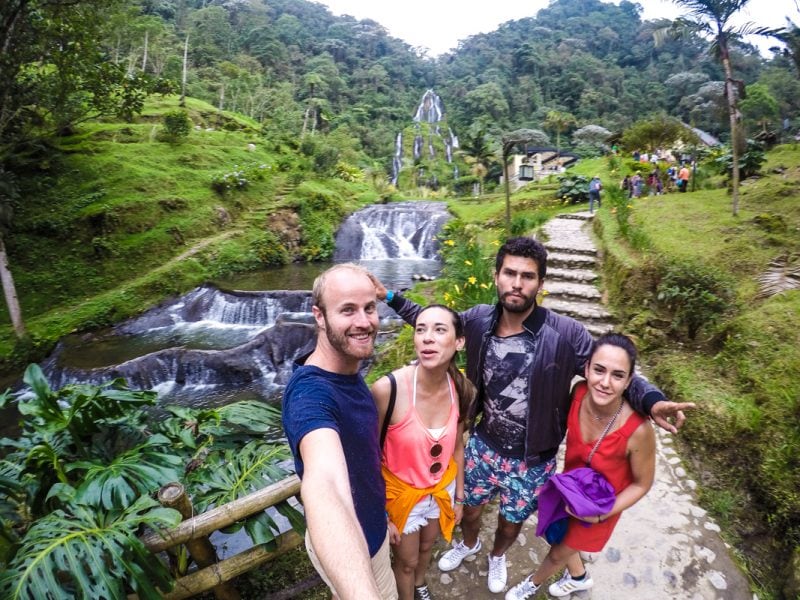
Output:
(315, 0), (799, 57)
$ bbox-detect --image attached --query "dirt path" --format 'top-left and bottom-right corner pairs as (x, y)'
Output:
(424, 212), (753, 599)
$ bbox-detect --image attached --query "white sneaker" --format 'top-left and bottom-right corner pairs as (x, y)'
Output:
(505, 576), (539, 600)
(487, 553), (507, 593)
(437, 539), (481, 572)
(548, 570), (594, 597)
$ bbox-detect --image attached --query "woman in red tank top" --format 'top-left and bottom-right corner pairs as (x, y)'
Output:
(371, 305), (476, 600)
(505, 333), (657, 600)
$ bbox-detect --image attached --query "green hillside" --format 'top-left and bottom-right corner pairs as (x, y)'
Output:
(0, 95), (381, 364)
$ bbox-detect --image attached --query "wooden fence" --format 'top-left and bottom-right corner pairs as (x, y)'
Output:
(129, 475), (303, 600)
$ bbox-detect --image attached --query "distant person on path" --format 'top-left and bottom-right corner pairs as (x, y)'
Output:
(588, 176), (602, 213)
(678, 164), (690, 192)
(373, 304), (476, 600)
(505, 333), (656, 600)
(631, 172), (643, 198)
(620, 175), (632, 198)
(375, 238), (692, 594)
(282, 263), (398, 600)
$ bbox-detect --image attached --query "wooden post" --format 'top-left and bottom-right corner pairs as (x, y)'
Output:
(158, 483), (240, 600)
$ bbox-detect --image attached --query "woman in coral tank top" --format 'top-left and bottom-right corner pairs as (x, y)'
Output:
(505, 333), (657, 600)
(371, 305), (476, 600)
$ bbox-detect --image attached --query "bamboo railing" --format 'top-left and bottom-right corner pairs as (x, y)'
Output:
(129, 475), (303, 600)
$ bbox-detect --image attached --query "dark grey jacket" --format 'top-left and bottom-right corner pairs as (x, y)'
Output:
(387, 294), (664, 467)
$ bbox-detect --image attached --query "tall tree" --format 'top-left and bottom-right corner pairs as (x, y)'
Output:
(659, 0), (781, 216)
(544, 109), (576, 164)
(459, 129), (496, 196)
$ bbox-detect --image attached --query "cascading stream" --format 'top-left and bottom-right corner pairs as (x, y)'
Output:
(29, 203), (451, 407)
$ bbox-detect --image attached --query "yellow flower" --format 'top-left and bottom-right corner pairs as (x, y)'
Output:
(467, 276), (477, 285)
(627, 204), (633, 208)
(443, 292), (451, 301)
(464, 260), (472, 266)
(444, 239), (455, 246)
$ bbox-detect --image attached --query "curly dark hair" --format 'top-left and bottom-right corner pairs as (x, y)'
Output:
(495, 237), (548, 279)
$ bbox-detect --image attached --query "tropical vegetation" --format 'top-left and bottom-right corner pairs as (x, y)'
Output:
(0, 0), (799, 597)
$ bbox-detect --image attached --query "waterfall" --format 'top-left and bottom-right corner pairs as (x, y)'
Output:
(413, 135), (423, 160)
(333, 202), (450, 261)
(36, 286), (403, 405)
(413, 89), (444, 123)
(449, 128), (459, 149)
(391, 132), (402, 186)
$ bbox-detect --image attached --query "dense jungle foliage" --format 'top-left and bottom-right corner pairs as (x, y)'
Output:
(1, 0), (800, 598)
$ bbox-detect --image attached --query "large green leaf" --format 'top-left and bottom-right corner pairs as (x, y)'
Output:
(0, 494), (180, 600)
(68, 436), (184, 510)
(188, 440), (296, 545)
(17, 366), (157, 443)
(215, 400), (282, 435)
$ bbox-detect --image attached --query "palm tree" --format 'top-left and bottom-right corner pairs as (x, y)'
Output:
(458, 129), (494, 196)
(544, 110), (576, 165)
(658, 1), (782, 216)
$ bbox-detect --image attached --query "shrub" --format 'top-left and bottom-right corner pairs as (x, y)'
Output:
(437, 220), (496, 310)
(656, 261), (735, 340)
(210, 163), (271, 195)
(556, 174), (589, 204)
(161, 110), (191, 142)
(250, 231), (289, 266)
(714, 139), (766, 179)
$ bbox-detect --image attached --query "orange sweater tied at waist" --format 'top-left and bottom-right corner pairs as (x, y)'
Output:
(382, 459), (457, 542)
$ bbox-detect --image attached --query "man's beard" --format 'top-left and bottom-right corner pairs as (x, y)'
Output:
(323, 319), (376, 360)
(498, 291), (536, 314)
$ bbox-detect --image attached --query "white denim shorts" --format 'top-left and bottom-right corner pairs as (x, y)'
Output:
(402, 479), (456, 535)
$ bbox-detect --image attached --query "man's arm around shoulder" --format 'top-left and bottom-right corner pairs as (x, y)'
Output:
(299, 428), (382, 599)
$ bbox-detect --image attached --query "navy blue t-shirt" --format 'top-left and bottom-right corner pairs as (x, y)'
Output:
(282, 364), (387, 557)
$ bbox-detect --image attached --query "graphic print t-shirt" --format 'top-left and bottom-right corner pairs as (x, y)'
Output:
(478, 332), (538, 458)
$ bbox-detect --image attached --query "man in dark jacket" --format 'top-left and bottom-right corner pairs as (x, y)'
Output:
(378, 237), (692, 594)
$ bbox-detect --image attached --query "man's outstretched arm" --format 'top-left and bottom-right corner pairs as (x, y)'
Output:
(299, 428), (382, 599)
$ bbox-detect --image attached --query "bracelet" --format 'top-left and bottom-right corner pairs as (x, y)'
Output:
(454, 495), (465, 505)
(385, 290), (394, 302)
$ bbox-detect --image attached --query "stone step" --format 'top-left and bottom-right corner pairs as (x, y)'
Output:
(585, 320), (615, 337)
(541, 297), (612, 323)
(546, 251), (596, 270)
(545, 242), (597, 257)
(542, 281), (601, 301)
(545, 267), (598, 283)
(554, 211), (594, 221)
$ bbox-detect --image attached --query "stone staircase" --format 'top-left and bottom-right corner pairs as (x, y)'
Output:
(540, 212), (613, 338)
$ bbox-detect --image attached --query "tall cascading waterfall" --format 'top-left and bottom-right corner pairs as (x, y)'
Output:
(333, 202), (450, 261)
(392, 90), (460, 188)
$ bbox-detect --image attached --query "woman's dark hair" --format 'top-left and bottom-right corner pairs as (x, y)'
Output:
(592, 332), (637, 374)
(415, 304), (476, 425)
